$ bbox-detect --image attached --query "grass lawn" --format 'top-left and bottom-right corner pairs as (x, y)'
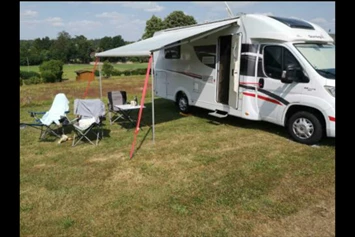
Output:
(20, 76), (335, 236)
(20, 63), (148, 81)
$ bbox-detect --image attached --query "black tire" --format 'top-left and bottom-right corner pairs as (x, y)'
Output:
(177, 92), (190, 113)
(287, 111), (323, 145)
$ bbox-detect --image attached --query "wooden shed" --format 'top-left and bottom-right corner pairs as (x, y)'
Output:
(75, 70), (94, 81)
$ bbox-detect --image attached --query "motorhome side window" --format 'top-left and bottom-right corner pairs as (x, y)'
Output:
(263, 46), (301, 80)
(165, 43), (181, 59)
(194, 45), (216, 68)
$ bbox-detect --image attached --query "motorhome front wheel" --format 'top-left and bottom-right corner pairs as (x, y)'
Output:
(287, 111), (323, 145)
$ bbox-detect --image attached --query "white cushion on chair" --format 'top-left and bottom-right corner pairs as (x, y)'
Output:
(76, 117), (96, 130)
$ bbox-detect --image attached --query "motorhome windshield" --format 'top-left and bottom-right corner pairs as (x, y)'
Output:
(294, 43), (335, 79)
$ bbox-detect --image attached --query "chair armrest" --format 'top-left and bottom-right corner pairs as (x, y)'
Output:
(70, 116), (80, 123)
(28, 111), (46, 117)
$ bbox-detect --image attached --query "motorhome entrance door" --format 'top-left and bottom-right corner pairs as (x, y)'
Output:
(217, 35), (231, 105)
(229, 33), (242, 109)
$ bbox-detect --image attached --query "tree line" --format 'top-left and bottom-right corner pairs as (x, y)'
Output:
(20, 33), (132, 66)
(20, 11), (197, 66)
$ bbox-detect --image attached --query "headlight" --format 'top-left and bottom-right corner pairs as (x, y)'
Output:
(324, 86), (335, 97)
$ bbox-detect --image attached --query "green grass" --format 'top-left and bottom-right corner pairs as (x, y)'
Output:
(20, 77), (335, 236)
(20, 63), (148, 81)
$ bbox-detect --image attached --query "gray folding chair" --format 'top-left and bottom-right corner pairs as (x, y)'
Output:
(72, 99), (106, 146)
(107, 91), (127, 125)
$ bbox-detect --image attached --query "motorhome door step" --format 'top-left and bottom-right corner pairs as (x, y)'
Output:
(208, 110), (228, 118)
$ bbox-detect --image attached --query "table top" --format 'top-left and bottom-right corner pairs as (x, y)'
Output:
(114, 104), (146, 110)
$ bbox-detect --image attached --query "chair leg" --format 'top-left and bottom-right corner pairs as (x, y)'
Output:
(96, 131), (99, 145)
(110, 111), (124, 125)
(72, 133), (90, 146)
(72, 131), (87, 146)
(40, 126), (46, 140)
(94, 126), (102, 145)
(39, 125), (61, 140)
(72, 127), (97, 146)
(82, 136), (96, 145)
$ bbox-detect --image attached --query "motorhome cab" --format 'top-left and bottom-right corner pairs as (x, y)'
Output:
(153, 14), (335, 145)
(97, 14), (335, 145)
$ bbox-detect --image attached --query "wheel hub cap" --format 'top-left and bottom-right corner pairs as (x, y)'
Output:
(179, 99), (187, 110)
(292, 118), (314, 139)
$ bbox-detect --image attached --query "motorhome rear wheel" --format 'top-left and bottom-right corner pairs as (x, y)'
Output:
(177, 92), (190, 113)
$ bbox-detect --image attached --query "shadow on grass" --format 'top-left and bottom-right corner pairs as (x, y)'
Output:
(70, 128), (111, 146)
(19, 124), (69, 143)
(130, 126), (152, 159)
(168, 104), (335, 147)
(108, 98), (185, 128)
(101, 128), (112, 138)
(41, 127), (112, 144)
(102, 97), (335, 148)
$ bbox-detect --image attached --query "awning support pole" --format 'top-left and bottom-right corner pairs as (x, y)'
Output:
(151, 54), (155, 144)
(98, 61), (102, 100)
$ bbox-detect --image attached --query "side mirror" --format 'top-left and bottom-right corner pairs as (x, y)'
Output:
(282, 64), (302, 83)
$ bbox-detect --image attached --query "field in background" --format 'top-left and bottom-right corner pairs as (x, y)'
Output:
(20, 63), (148, 81)
(20, 75), (335, 236)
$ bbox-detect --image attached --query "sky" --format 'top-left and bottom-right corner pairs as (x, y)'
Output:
(20, 1), (335, 41)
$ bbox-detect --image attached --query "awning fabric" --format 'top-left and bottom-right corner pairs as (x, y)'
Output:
(96, 18), (238, 57)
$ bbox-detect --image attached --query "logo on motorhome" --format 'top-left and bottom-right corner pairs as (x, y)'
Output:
(308, 34), (324, 39)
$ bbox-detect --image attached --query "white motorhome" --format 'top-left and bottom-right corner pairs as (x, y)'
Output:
(97, 14), (335, 145)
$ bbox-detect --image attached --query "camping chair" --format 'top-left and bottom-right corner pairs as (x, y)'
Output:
(107, 91), (127, 125)
(20, 93), (70, 141)
(71, 98), (106, 146)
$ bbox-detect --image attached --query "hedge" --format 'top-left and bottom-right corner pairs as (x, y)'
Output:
(109, 68), (150, 77)
(20, 71), (41, 80)
(23, 76), (42, 85)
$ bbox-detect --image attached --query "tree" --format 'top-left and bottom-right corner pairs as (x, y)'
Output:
(99, 35), (125, 63)
(141, 12), (197, 40)
(102, 60), (114, 77)
(99, 36), (113, 51)
(20, 40), (33, 66)
(111, 35), (126, 62)
(27, 46), (42, 65)
(72, 35), (93, 63)
(142, 15), (164, 39)
(32, 37), (53, 63)
(89, 38), (101, 50)
(33, 37), (52, 51)
(99, 36), (117, 62)
(112, 35), (125, 48)
(163, 11), (197, 29)
(50, 31), (73, 63)
(39, 60), (64, 83)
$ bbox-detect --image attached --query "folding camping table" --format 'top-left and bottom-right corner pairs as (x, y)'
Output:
(114, 104), (146, 129)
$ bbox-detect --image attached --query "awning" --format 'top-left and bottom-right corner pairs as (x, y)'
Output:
(96, 18), (239, 57)
(94, 17), (239, 154)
